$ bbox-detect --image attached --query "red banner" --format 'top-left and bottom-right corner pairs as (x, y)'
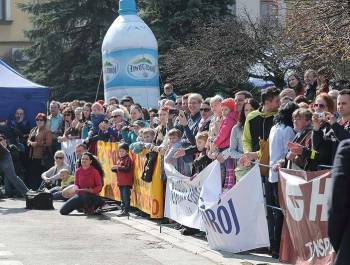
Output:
(279, 169), (335, 265)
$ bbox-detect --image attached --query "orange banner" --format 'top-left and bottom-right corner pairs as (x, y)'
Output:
(97, 141), (164, 218)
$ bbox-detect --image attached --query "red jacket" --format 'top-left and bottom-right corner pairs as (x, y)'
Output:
(75, 166), (102, 195)
(214, 111), (238, 149)
(114, 155), (133, 186)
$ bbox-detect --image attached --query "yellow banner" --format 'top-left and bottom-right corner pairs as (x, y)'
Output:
(97, 141), (164, 218)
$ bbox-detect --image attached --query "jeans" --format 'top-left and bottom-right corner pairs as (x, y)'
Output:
(60, 195), (85, 215)
(60, 192), (104, 215)
(48, 186), (65, 200)
(119, 186), (131, 212)
(264, 180), (283, 255)
(0, 147), (29, 197)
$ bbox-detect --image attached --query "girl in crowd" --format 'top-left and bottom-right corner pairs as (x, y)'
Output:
(312, 93), (337, 167)
(60, 152), (104, 215)
(219, 98), (259, 166)
(27, 113), (52, 189)
(58, 108), (80, 143)
(268, 102), (299, 258)
(198, 98), (213, 133)
(213, 98), (238, 191)
(287, 73), (304, 97)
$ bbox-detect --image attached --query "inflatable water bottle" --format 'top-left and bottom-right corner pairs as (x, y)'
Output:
(102, 0), (160, 108)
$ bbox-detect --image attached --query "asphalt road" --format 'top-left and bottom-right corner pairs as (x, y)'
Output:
(0, 199), (215, 265)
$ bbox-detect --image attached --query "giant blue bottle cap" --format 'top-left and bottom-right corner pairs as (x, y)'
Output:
(119, 0), (137, 15)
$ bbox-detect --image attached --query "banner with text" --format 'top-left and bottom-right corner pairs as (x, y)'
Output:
(97, 141), (164, 218)
(200, 164), (270, 253)
(61, 139), (84, 174)
(164, 160), (221, 230)
(279, 169), (335, 265)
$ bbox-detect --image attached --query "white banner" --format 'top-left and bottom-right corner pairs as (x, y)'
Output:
(164, 160), (221, 230)
(61, 139), (84, 174)
(199, 164), (270, 253)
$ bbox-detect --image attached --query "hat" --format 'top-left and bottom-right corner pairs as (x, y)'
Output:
(221, 98), (236, 112)
(132, 120), (146, 128)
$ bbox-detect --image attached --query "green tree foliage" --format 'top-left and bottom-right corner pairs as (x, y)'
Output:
(19, 0), (119, 100)
(138, 0), (231, 52)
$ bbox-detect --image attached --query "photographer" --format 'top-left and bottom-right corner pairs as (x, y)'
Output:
(312, 90), (350, 168)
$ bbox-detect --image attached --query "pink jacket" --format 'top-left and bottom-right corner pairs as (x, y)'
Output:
(214, 111), (238, 149)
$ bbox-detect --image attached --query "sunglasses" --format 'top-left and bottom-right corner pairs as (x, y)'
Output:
(200, 108), (211, 112)
(36, 119), (45, 121)
(111, 115), (121, 118)
(313, 103), (326, 108)
(55, 156), (64, 159)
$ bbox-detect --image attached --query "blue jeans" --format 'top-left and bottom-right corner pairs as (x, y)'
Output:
(119, 186), (131, 212)
(0, 146), (28, 197)
(60, 192), (104, 215)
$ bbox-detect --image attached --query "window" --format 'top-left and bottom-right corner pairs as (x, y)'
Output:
(260, 0), (279, 19)
(0, 0), (12, 21)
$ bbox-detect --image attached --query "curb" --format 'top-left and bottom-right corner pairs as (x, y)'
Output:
(102, 211), (286, 265)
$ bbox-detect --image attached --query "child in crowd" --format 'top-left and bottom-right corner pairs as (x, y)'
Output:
(130, 128), (155, 154)
(46, 168), (75, 200)
(90, 102), (106, 134)
(165, 128), (192, 176)
(213, 98), (238, 192)
(87, 119), (117, 143)
(191, 131), (212, 179)
(111, 143), (133, 217)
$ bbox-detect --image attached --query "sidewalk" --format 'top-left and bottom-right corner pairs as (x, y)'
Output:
(103, 211), (287, 265)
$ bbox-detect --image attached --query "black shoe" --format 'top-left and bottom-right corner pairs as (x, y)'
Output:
(174, 224), (183, 230)
(272, 251), (279, 259)
(117, 210), (129, 217)
(180, 227), (198, 236)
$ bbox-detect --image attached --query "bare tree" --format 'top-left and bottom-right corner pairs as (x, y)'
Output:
(286, 0), (350, 79)
(161, 16), (257, 96)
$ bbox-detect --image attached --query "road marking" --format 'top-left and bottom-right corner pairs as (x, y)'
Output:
(0, 251), (14, 257)
(0, 261), (24, 265)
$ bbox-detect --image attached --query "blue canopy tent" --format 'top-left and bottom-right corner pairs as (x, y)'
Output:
(0, 59), (50, 127)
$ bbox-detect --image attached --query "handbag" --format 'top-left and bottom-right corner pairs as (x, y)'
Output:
(26, 190), (54, 210)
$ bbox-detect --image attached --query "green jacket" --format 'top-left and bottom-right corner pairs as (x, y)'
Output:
(243, 108), (277, 154)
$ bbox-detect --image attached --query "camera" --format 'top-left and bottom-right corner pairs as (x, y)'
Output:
(169, 109), (179, 115)
(316, 112), (325, 119)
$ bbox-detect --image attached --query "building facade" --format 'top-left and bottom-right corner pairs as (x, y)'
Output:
(0, 0), (32, 61)
(234, 0), (287, 23)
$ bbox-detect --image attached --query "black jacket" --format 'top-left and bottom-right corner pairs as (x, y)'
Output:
(305, 82), (317, 102)
(328, 139), (350, 265)
(312, 121), (350, 168)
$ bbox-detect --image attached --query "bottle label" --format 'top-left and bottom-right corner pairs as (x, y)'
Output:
(102, 48), (159, 88)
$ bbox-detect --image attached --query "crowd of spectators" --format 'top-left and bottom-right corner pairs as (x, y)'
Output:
(1, 68), (350, 259)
